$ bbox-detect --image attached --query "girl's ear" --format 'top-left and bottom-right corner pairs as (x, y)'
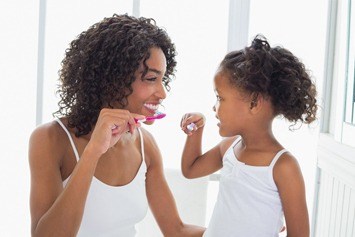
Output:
(249, 93), (263, 114)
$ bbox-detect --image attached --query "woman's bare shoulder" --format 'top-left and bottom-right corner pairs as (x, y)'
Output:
(29, 119), (69, 164)
(137, 127), (161, 168)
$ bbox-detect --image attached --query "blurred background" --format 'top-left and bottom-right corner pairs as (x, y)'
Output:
(0, 0), (354, 236)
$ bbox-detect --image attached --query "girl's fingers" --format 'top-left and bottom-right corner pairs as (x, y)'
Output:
(187, 123), (196, 132)
(180, 113), (206, 135)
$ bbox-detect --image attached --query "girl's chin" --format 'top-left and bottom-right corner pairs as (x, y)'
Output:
(217, 126), (225, 136)
(218, 126), (234, 137)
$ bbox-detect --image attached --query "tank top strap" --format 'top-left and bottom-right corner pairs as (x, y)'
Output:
(269, 149), (288, 168)
(55, 118), (80, 161)
(56, 119), (145, 164)
(136, 128), (145, 162)
(231, 136), (242, 148)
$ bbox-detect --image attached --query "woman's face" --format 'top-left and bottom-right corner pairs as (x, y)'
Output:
(125, 47), (167, 124)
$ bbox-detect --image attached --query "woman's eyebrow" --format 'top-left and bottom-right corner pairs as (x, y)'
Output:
(147, 68), (163, 75)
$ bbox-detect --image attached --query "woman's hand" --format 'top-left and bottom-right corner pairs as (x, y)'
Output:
(180, 112), (206, 136)
(87, 108), (145, 156)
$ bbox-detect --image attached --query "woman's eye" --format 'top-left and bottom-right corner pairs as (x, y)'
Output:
(145, 77), (157, 82)
(216, 95), (222, 101)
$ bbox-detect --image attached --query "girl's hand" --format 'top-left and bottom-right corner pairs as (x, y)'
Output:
(87, 108), (145, 157)
(180, 112), (206, 136)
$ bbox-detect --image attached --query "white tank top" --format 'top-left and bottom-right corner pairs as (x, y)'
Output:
(56, 119), (148, 237)
(204, 137), (286, 237)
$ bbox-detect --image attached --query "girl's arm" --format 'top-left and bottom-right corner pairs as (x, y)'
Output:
(274, 153), (310, 237)
(143, 130), (205, 237)
(180, 113), (235, 179)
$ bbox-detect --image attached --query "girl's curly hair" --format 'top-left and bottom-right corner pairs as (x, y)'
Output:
(219, 35), (317, 128)
(53, 14), (177, 137)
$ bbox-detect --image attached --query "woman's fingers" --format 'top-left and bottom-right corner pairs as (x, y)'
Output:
(96, 109), (145, 139)
(102, 110), (142, 133)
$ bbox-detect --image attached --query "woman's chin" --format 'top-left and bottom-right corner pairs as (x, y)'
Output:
(143, 120), (154, 125)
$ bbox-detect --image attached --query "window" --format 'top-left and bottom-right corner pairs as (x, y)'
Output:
(343, 0), (355, 146)
(313, 2), (355, 236)
(321, 0), (355, 146)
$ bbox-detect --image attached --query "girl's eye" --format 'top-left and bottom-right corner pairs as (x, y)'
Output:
(216, 95), (222, 101)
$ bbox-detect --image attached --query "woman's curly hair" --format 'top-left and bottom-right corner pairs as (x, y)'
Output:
(219, 35), (317, 128)
(53, 14), (177, 136)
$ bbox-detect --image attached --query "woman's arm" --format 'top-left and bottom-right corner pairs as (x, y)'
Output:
(143, 130), (205, 237)
(274, 153), (310, 237)
(29, 123), (101, 236)
(30, 109), (141, 236)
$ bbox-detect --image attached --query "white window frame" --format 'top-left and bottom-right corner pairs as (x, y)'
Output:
(321, 0), (355, 147)
(342, 0), (355, 146)
(313, 0), (355, 233)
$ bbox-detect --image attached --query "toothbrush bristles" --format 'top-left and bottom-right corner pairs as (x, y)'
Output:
(148, 112), (166, 120)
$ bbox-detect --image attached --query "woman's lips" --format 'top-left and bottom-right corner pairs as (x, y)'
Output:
(144, 103), (161, 115)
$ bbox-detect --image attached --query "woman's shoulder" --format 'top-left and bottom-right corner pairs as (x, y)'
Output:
(138, 127), (157, 147)
(30, 119), (66, 142)
(29, 119), (70, 161)
(137, 127), (161, 168)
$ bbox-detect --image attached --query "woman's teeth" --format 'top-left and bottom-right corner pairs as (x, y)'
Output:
(144, 103), (160, 111)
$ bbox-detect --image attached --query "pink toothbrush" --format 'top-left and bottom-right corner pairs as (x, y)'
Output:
(135, 112), (166, 123)
(111, 113), (166, 131)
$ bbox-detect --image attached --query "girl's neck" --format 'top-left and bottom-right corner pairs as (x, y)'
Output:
(239, 126), (281, 152)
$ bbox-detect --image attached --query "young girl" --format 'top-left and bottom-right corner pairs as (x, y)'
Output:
(180, 35), (317, 237)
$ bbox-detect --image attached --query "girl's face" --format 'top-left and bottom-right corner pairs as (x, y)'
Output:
(213, 70), (251, 137)
(125, 47), (167, 124)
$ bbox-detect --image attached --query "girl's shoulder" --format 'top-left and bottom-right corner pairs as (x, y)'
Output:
(218, 135), (240, 157)
(273, 151), (298, 168)
(273, 151), (303, 183)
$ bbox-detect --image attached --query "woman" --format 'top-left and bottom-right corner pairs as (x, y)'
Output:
(29, 14), (205, 237)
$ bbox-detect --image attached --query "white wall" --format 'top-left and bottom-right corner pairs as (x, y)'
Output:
(0, 1), (39, 236)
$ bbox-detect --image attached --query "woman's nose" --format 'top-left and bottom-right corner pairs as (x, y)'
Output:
(156, 83), (167, 99)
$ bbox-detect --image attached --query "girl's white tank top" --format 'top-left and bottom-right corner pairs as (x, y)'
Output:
(204, 137), (286, 237)
(56, 119), (148, 237)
